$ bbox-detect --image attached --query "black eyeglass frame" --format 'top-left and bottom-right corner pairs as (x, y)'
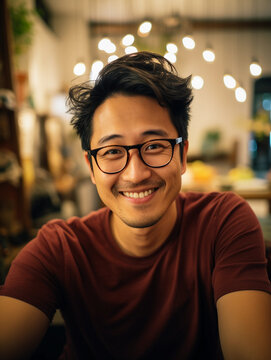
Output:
(87, 137), (183, 174)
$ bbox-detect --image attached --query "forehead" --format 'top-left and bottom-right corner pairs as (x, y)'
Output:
(91, 95), (177, 146)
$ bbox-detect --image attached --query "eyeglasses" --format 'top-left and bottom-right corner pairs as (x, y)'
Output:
(87, 137), (182, 174)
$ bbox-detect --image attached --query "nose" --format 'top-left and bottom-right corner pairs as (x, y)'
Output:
(121, 149), (152, 183)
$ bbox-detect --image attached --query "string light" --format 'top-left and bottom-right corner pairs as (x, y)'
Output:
(138, 21), (152, 37)
(202, 48), (215, 62)
(235, 86), (247, 102)
(73, 62), (86, 76)
(166, 43), (178, 54)
(192, 75), (204, 89)
(108, 55), (118, 63)
(250, 60), (262, 77)
(223, 74), (237, 89)
(125, 46), (138, 54)
(182, 35), (195, 50)
(122, 34), (135, 46)
(98, 38), (111, 51)
(164, 52), (177, 63)
(90, 60), (104, 81)
(98, 38), (116, 53)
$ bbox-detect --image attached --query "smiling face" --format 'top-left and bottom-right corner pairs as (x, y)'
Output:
(87, 94), (188, 230)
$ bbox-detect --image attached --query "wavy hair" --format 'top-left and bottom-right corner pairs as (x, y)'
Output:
(67, 51), (193, 152)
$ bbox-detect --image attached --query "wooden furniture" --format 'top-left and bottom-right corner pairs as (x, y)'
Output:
(0, 0), (31, 283)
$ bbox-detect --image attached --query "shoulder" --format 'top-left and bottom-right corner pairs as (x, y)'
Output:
(177, 191), (247, 216)
(15, 206), (110, 262)
(39, 205), (109, 238)
(177, 191), (260, 241)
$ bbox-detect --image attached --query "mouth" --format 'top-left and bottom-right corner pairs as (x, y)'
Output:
(121, 188), (157, 199)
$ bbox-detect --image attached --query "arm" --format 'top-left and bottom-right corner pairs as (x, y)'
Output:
(217, 290), (271, 360)
(0, 296), (50, 360)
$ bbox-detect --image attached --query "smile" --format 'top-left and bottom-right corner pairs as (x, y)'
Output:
(122, 189), (155, 199)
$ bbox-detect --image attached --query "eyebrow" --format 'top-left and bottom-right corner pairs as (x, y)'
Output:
(97, 129), (170, 146)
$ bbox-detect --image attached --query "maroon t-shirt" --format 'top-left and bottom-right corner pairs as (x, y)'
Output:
(1, 192), (271, 359)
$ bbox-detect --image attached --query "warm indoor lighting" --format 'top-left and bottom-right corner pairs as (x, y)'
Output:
(223, 74), (237, 89)
(166, 43), (178, 54)
(125, 46), (138, 54)
(191, 75), (204, 89)
(122, 34), (135, 46)
(250, 61), (262, 77)
(98, 38), (116, 54)
(164, 52), (177, 63)
(108, 55), (118, 63)
(182, 35), (195, 50)
(98, 38), (111, 51)
(73, 62), (86, 76)
(90, 60), (104, 81)
(104, 42), (116, 54)
(235, 86), (247, 102)
(202, 49), (215, 62)
(138, 21), (152, 36)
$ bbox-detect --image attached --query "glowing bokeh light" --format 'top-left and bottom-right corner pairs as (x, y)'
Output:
(164, 52), (177, 63)
(182, 35), (195, 50)
(73, 62), (86, 76)
(192, 75), (204, 89)
(202, 49), (215, 62)
(122, 34), (135, 46)
(223, 74), (237, 89)
(235, 86), (247, 102)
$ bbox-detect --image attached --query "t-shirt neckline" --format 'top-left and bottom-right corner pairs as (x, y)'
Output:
(103, 196), (182, 265)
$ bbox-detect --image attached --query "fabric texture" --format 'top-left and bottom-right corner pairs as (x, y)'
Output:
(1, 192), (271, 359)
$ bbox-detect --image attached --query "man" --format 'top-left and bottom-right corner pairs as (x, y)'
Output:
(0, 51), (271, 359)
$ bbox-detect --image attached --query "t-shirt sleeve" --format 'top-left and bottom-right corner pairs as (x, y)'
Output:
(212, 192), (271, 302)
(0, 222), (65, 321)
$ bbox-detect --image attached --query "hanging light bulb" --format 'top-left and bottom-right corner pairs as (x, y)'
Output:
(235, 86), (247, 102)
(90, 60), (104, 81)
(191, 75), (204, 89)
(122, 34), (135, 46)
(202, 48), (215, 62)
(125, 46), (138, 54)
(104, 41), (116, 54)
(98, 38), (111, 51)
(138, 21), (152, 37)
(164, 52), (177, 63)
(108, 55), (118, 63)
(182, 35), (195, 50)
(250, 60), (262, 77)
(166, 43), (178, 54)
(223, 74), (237, 89)
(73, 61), (86, 76)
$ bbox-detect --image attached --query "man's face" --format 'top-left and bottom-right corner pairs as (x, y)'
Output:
(87, 95), (188, 229)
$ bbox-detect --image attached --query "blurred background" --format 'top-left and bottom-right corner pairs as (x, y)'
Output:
(1, 0), (271, 357)
(1, 0), (271, 275)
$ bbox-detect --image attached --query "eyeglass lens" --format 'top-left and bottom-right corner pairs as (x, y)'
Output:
(96, 139), (173, 173)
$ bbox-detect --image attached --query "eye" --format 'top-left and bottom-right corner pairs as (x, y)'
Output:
(98, 146), (125, 159)
(144, 141), (168, 152)
(104, 148), (122, 155)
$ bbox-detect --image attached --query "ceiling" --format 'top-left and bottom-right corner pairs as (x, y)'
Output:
(44, 0), (271, 24)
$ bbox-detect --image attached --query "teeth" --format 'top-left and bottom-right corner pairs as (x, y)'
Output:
(123, 189), (154, 199)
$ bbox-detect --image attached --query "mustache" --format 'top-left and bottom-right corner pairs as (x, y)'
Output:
(113, 179), (165, 192)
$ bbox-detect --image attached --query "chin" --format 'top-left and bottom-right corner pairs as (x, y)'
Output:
(121, 215), (162, 229)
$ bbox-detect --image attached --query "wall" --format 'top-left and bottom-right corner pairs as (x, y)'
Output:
(35, 10), (271, 167)
(27, 14), (62, 113)
(177, 29), (271, 165)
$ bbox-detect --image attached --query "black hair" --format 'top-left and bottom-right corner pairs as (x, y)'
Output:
(67, 51), (193, 153)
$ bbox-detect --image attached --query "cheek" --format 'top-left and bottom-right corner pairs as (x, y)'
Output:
(92, 169), (117, 194)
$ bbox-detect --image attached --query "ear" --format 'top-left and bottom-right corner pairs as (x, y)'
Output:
(181, 140), (189, 175)
(84, 152), (96, 185)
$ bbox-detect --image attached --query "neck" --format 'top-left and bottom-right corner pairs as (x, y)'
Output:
(111, 201), (178, 257)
